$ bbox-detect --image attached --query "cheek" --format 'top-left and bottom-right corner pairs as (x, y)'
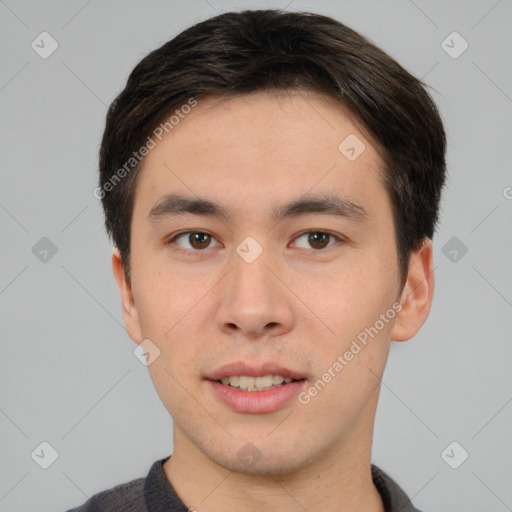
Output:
(294, 260), (396, 398)
(145, 360), (190, 423)
(132, 265), (198, 336)
(293, 262), (393, 338)
(305, 297), (393, 409)
(143, 324), (199, 411)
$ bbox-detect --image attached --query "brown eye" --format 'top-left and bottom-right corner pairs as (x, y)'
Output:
(189, 232), (211, 249)
(293, 231), (339, 250)
(308, 232), (330, 249)
(171, 231), (220, 251)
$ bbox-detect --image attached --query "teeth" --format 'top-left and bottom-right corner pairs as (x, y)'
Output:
(239, 376), (255, 389)
(272, 374), (284, 385)
(220, 374), (294, 390)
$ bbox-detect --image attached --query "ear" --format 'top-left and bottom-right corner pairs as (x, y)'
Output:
(112, 247), (142, 344)
(391, 238), (434, 342)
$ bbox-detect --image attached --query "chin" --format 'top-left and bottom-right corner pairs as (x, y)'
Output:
(208, 441), (317, 477)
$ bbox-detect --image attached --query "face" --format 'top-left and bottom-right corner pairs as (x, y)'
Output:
(113, 91), (433, 476)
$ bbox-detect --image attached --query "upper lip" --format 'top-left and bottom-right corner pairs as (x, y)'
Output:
(205, 362), (306, 381)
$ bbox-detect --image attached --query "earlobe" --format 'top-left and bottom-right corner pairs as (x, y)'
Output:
(111, 248), (143, 344)
(391, 238), (435, 342)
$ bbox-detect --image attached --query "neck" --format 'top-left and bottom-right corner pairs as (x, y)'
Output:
(164, 404), (385, 512)
(164, 392), (385, 512)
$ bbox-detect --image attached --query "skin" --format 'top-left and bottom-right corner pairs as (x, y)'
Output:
(112, 90), (434, 512)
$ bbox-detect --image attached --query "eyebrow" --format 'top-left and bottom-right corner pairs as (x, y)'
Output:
(146, 192), (368, 225)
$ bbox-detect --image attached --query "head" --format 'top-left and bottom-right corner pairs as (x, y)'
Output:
(100, 10), (446, 475)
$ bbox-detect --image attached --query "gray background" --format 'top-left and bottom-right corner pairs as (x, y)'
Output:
(0, 0), (511, 511)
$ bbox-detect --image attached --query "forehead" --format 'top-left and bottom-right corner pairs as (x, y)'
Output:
(151, 90), (378, 161)
(133, 90), (389, 221)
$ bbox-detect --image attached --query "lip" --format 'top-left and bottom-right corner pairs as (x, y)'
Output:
(205, 361), (306, 381)
(207, 379), (307, 413)
(204, 361), (307, 414)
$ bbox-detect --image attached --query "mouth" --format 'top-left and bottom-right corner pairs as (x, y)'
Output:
(205, 362), (308, 413)
(216, 374), (305, 391)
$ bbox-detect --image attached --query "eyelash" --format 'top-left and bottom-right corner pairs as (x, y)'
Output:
(166, 230), (344, 252)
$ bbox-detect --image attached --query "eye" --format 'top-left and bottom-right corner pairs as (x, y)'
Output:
(292, 231), (341, 250)
(167, 230), (342, 252)
(169, 231), (221, 251)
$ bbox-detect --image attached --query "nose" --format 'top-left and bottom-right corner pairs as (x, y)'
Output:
(215, 245), (295, 339)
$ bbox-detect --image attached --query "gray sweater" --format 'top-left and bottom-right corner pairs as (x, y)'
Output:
(65, 456), (422, 512)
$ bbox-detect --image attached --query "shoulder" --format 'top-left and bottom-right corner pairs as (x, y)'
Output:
(64, 476), (145, 512)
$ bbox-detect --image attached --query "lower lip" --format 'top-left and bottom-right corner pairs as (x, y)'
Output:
(207, 379), (307, 414)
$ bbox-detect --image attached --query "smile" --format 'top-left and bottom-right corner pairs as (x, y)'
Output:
(219, 374), (299, 391)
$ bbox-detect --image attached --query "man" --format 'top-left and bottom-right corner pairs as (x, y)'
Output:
(70, 9), (446, 512)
